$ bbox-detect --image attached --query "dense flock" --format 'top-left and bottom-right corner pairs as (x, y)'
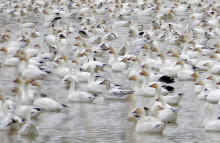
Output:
(0, 0), (220, 140)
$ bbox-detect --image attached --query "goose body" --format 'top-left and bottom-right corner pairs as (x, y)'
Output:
(65, 77), (97, 103)
(133, 107), (167, 133)
(19, 108), (39, 136)
(32, 81), (68, 112)
(204, 102), (220, 132)
(100, 79), (133, 100)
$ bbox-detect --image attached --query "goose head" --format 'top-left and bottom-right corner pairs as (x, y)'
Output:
(203, 62), (212, 67)
(132, 107), (144, 114)
(175, 60), (184, 66)
(167, 48), (176, 54)
(214, 43), (220, 48)
(34, 43), (41, 48)
(0, 47), (7, 53)
(12, 87), (22, 95)
(139, 69), (149, 77)
(31, 80), (41, 87)
(0, 93), (6, 101)
(141, 44), (150, 50)
(210, 53), (218, 60)
(13, 76), (24, 84)
(206, 75), (215, 80)
(129, 75), (138, 81)
(149, 83), (159, 89)
(195, 81), (204, 86)
(24, 77), (35, 85)
(191, 71), (200, 78)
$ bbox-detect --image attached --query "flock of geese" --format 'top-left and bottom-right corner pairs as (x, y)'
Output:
(0, 0), (220, 138)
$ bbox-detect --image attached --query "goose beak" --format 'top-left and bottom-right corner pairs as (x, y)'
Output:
(132, 110), (137, 113)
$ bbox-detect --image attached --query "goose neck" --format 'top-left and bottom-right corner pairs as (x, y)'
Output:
(69, 80), (76, 94)
(133, 77), (139, 91)
(88, 67), (95, 84)
(35, 85), (42, 98)
(159, 96), (166, 108)
(155, 86), (162, 99)
(141, 75), (149, 90)
(73, 62), (79, 75)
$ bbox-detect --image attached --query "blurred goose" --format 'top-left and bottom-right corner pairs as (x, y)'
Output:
(19, 108), (39, 136)
(12, 87), (44, 119)
(206, 75), (220, 103)
(204, 102), (220, 132)
(0, 102), (21, 131)
(100, 79), (134, 100)
(176, 60), (195, 81)
(32, 81), (68, 112)
(153, 96), (179, 123)
(132, 107), (167, 133)
(0, 47), (19, 67)
(195, 81), (209, 100)
(65, 77), (97, 103)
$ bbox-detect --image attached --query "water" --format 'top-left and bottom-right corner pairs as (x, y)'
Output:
(0, 0), (220, 142)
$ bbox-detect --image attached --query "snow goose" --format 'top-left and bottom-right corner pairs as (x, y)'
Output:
(127, 94), (140, 123)
(20, 56), (49, 80)
(19, 108), (39, 136)
(64, 77), (97, 103)
(54, 58), (69, 79)
(31, 80), (68, 112)
(205, 57), (220, 75)
(0, 47), (19, 67)
(204, 102), (220, 132)
(195, 81), (209, 100)
(175, 60), (195, 81)
(113, 19), (134, 28)
(0, 101), (21, 131)
(99, 79), (134, 100)
(157, 53), (178, 78)
(133, 107), (167, 133)
(141, 44), (157, 66)
(187, 47), (215, 71)
(18, 18), (36, 29)
(86, 65), (106, 94)
(81, 49), (105, 70)
(191, 71), (206, 94)
(108, 46), (126, 72)
(72, 59), (90, 82)
(12, 87), (44, 119)
(206, 75), (220, 103)
(153, 96), (179, 123)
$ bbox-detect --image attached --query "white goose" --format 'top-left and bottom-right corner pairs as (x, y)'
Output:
(158, 53), (178, 78)
(31, 81), (68, 112)
(100, 79), (134, 100)
(0, 101), (21, 131)
(132, 107), (167, 133)
(0, 47), (19, 67)
(206, 75), (220, 103)
(195, 81), (209, 100)
(204, 102), (220, 132)
(153, 96), (179, 123)
(108, 46), (126, 72)
(176, 60), (195, 81)
(19, 108), (39, 136)
(12, 87), (44, 119)
(64, 77), (97, 103)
